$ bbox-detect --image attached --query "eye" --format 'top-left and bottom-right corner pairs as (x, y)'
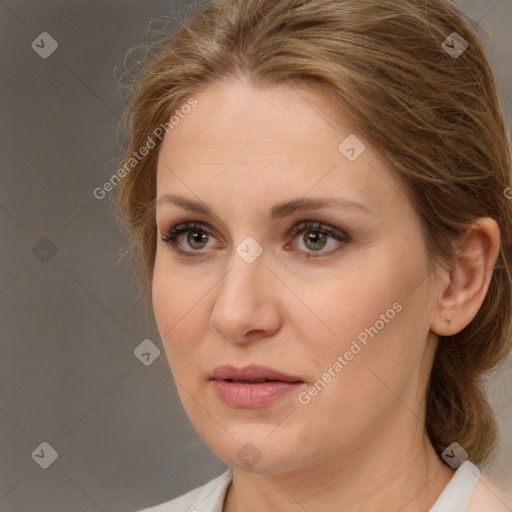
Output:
(287, 220), (350, 259)
(159, 220), (350, 259)
(159, 222), (214, 257)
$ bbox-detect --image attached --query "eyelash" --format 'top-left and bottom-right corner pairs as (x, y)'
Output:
(159, 220), (351, 260)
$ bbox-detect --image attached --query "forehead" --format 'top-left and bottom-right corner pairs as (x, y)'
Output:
(156, 79), (408, 219)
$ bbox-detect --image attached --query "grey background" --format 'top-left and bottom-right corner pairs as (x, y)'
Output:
(0, 0), (511, 511)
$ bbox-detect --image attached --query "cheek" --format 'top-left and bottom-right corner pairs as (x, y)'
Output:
(152, 255), (205, 370)
(290, 254), (402, 351)
(288, 283), (422, 449)
(293, 245), (429, 384)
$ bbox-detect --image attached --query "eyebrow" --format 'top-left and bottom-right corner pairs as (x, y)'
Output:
(156, 193), (373, 220)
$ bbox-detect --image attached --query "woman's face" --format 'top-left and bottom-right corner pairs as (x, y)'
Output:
(152, 79), (444, 473)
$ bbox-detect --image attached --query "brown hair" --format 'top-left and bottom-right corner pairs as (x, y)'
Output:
(115, 0), (512, 467)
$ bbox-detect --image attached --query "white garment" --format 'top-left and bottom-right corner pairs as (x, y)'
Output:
(137, 460), (480, 512)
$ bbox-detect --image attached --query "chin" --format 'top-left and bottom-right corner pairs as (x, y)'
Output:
(198, 422), (309, 474)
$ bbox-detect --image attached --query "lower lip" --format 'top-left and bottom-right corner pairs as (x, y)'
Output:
(210, 379), (303, 408)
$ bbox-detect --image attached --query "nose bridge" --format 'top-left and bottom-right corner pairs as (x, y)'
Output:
(210, 235), (279, 341)
(218, 235), (268, 305)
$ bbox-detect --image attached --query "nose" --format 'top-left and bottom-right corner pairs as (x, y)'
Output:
(209, 248), (281, 344)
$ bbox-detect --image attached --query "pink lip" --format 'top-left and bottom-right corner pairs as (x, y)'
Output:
(210, 364), (304, 408)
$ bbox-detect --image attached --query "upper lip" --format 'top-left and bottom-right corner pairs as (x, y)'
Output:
(210, 364), (304, 382)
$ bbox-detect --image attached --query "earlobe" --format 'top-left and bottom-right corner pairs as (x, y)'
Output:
(431, 217), (500, 336)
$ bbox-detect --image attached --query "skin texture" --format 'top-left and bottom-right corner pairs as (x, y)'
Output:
(468, 474), (512, 512)
(152, 79), (500, 512)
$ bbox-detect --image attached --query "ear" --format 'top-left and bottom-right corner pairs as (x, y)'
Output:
(431, 217), (500, 336)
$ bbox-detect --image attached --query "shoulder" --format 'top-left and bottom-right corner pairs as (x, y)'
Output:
(135, 469), (233, 512)
(467, 470), (512, 512)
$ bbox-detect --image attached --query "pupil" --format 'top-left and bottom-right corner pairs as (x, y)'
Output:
(188, 231), (207, 248)
(306, 232), (326, 250)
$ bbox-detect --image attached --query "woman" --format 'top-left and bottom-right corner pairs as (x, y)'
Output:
(116, 0), (512, 510)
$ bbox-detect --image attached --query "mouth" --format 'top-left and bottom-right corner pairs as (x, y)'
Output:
(209, 364), (305, 408)
(224, 379), (275, 383)
(210, 364), (304, 383)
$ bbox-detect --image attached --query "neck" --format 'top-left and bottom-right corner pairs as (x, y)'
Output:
(223, 410), (455, 512)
